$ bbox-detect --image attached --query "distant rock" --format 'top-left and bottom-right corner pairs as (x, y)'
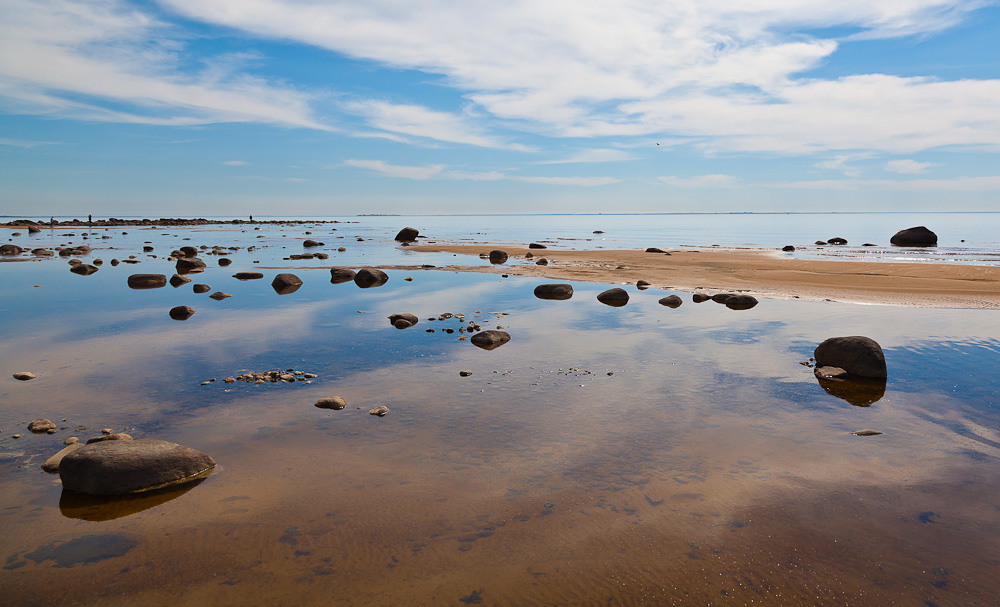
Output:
(388, 313), (419, 329)
(533, 284), (573, 300)
(890, 226), (937, 246)
(658, 295), (683, 308)
(852, 429), (883, 436)
(169, 305), (196, 321)
(782, 245), (795, 252)
(218, 258), (232, 266)
(395, 227), (419, 241)
(645, 247), (666, 253)
(354, 268), (388, 288)
(330, 268), (356, 284)
(459, 370), (472, 377)
(725, 295), (758, 310)
(193, 283), (211, 293)
(179, 246), (198, 257)
(636, 280), (650, 289)
(303, 239), (324, 248)
(528, 243), (547, 249)
(70, 264), (99, 276)
(127, 274), (167, 289)
(209, 292), (232, 300)
(535, 258), (549, 266)
(814, 336), (887, 379)
(489, 250), (509, 264)
(369, 406), (389, 417)
(315, 396), (347, 410)
(593, 230), (604, 234)
(28, 419), (56, 433)
(815, 241), (827, 245)
(232, 271), (264, 280)
(32, 248), (54, 256)
(471, 330), (511, 350)
(13, 371), (36, 381)
(0, 244), (23, 255)
(597, 288), (629, 307)
(827, 237), (847, 245)
(59, 439), (216, 495)
(271, 273), (303, 295)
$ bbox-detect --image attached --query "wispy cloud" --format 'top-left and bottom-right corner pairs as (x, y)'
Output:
(815, 153), (874, 177)
(658, 174), (739, 188)
(222, 160), (248, 166)
(343, 159), (445, 180)
(514, 176), (620, 186)
(343, 159), (618, 186)
(885, 159), (936, 174)
(0, 137), (65, 148)
(540, 148), (635, 164)
(770, 176), (1000, 192)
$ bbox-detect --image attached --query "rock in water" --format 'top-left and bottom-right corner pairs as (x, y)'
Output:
(179, 246), (198, 257)
(42, 443), (84, 472)
(271, 273), (303, 295)
(471, 330), (511, 350)
(852, 429), (883, 436)
(13, 371), (36, 381)
(725, 295), (758, 310)
(330, 268), (357, 284)
(692, 293), (711, 303)
(59, 439), (215, 495)
(597, 288), (629, 307)
(388, 313), (419, 329)
(354, 268), (388, 288)
(488, 250), (509, 264)
(169, 306), (195, 321)
(127, 274), (167, 289)
(175, 258), (206, 274)
(533, 284), (574, 300)
(890, 226), (937, 246)
(814, 366), (849, 379)
(209, 292), (232, 300)
(782, 245), (795, 252)
(315, 396), (347, 410)
(528, 242), (547, 249)
(303, 239), (323, 248)
(395, 227), (419, 241)
(658, 295), (683, 308)
(827, 237), (847, 245)
(169, 274), (192, 288)
(232, 272), (264, 280)
(369, 406), (389, 417)
(70, 264), (99, 275)
(0, 244), (23, 255)
(193, 283), (211, 294)
(814, 336), (887, 379)
(28, 419), (56, 433)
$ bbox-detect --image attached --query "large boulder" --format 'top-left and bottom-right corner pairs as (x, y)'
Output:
(658, 295), (683, 308)
(354, 268), (388, 288)
(814, 336), (887, 379)
(725, 295), (759, 310)
(59, 439), (215, 495)
(169, 306), (195, 321)
(330, 268), (356, 284)
(890, 226), (937, 246)
(0, 244), (23, 255)
(488, 250), (508, 264)
(395, 227), (419, 241)
(271, 273), (303, 295)
(127, 274), (167, 289)
(533, 284), (574, 300)
(179, 246), (198, 257)
(175, 258), (206, 274)
(597, 288), (629, 307)
(471, 330), (511, 350)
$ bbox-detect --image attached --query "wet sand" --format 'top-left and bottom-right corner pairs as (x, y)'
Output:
(408, 244), (1000, 308)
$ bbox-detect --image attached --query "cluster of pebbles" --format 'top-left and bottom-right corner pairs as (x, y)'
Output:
(202, 368), (318, 386)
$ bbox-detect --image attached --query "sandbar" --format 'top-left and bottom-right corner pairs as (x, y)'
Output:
(408, 244), (1000, 309)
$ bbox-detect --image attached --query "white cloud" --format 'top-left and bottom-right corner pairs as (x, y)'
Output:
(343, 159), (618, 185)
(540, 148), (636, 164)
(343, 159), (445, 180)
(814, 153), (874, 177)
(885, 159), (936, 174)
(769, 176), (1000, 191)
(658, 174), (739, 188)
(222, 160), (248, 166)
(0, 137), (65, 148)
(513, 176), (620, 186)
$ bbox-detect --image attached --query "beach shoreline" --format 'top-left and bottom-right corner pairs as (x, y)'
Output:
(407, 243), (1000, 309)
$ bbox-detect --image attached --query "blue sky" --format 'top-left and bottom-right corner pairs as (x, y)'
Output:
(1, 0), (999, 216)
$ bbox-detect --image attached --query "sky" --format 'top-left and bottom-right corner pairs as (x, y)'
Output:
(1, 0), (999, 216)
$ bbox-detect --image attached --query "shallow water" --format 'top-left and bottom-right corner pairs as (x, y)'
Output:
(1, 225), (999, 606)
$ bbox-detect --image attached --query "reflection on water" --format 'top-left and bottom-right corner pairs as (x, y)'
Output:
(1, 225), (999, 605)
(816, 375), (887, 406)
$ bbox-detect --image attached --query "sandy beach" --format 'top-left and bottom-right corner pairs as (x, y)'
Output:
(409, 244), (1000, 309)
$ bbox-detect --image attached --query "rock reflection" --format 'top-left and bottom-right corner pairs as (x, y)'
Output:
(815, 375), (886, 407)
(59, 479), (205, 521)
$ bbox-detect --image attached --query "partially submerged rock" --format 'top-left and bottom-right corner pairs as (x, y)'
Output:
(533, 284), (574, 300)
(725, 295), (758, 310)
(169, 274), (192, 287)
(28, 419), (56, 433)
(209, 292), (232, 300)
(169, 306), (196, 321)
(597, 288), (629, 307)
(271, 273), (303, 295)
(13, 371), (36, 381)
(315, 396), (347, 410)
(890, 226), (937, 246)
(193, 283), (211, 293)
(814, 336), (887, 379)
(0, 244), (24, 255)
(388, 313), (419, 329)
(528, 242), (547, 249)
(369, 405), (389, 417)
(330, 268), (357, 284)
(70, 264), (99, 276)
(59, 439), (215, 495)
(354, 268), (388, 288)
(42, 443), (84, 473)
(395, 227), (419, 241)
(852, 429), (883, 436)
(232, 271), (264, 280)
(471, 330), (511, 350)
(658, 295), (683, 308)
(488, 250), (508, 264)
(175, 258), (206, 274)
(127, 274), (167, 289)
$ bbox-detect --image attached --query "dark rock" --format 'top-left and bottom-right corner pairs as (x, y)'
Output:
(232, 272), (264, 280)
(70, 264), (99, 275)
(533, 284), (573, 300)
(32, 248), (54, 256)
(388, 313), (419, 329)
(814, 336), (887, 378)
(711, 293), (733, 303)
(218, 258), (232, 266)
(658, 295), (683, 308)
(209, 292), (231, 300)
(369, 406), (389, 417)
(13, 371), (36, 380)
(890, 226), (937, 246)
(193, 283), (211, 294)
(28, 226), (40, 233)
(59, 439), (215, 495)
(597, 288), (629, 307)
(781, 245), (795, 252)
(271, 273), (303, 295)
(169, 274), (191, 287)
(459, 370), (472, 377)
(816, 375), (886, 407)
(179, 246), (198, 257)
(354, 268), (388, 288)
(827, 237), (847, 245)
(175, 258), (206, 274)
(692, 293), (711, 303)
(395, 227), (419, 241)
(488, 250), (508, 264)
(1, 244), (24, 255)
(86, 433), (133, 444)
(127, 274), (167, 289)
(852, 429), (883, 436)
(330, 268), (356, 284)
(815, 241), (827, 245)
(725, 295), (758, 310)
(143, 246), (154, 252)
(528, 243), (547, 249)
(645, 247), (666, 253)
(863, 243), (877, 247)
(814, 366), (849, 379)
(28, 419), (56, 433)
(471, 330), (511, 350)
(169, 306), (195, 321)
(42, 443), (84, 473)
(315, 397), (347, 410)
(535, 258), (549, 266)
(636, 280), (650, 289)
(314, 253), (329, 260)
(303, 239), (323, 247)
(593, 230), (604, 234)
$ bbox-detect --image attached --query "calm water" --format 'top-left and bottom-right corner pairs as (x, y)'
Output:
(1, 221), (999, 606)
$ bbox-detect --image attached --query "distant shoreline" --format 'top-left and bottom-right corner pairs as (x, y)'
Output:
(1, 218), (354, 227)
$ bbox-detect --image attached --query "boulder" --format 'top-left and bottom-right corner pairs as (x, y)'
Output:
(169, 306), (195, 321)
(32, 248), (54, 256)
(890, 226), (937, 246)
(69, 264), (99, 276)
(535, 258), (549, 266)
(59, 439), (215, 495)
(597, 288), (629, 307)
(725, 295), (759, 310)
(127, 274), (167, 289)
(41, 443), (84, 473)
(658, 295), (683, 308)
(179, 246), (198, 257)
(218, 258), (232, 266)
(636, 280), (650, 289)
(303, 239), (323, 247)
(394, 227), (419, 241)
(232, 272), (264, 280)
(28, 419), (56, 433)
(170, 277), (191, 292)
(827, 237), (847, 245)
(528, 243), (547, 249)
(388, 313), (419, 329)
(315, 396), (347, 410)
(488, 250), (508, 264)
(711, 293), (733, 303)
(209, 292), (232, 300)
(534, 284), (574, 300)
(471, 330), (511, 350)
(271, 273), (303, 295)
(354, 268), (388, 288)
(782, 245), (795, 252)
(175, 258), (206, 274)
(330, 268), (357, 284)
(369, 406), (389, 417)
(814, 336), (887, 379)
(645, 247), (666, 253)
(13, 371), (36, 381)
(692, 293), (711, 303)
(0, 244), (24, 255)
(193, 283), (211, 294)
(815, 241), (827, 245)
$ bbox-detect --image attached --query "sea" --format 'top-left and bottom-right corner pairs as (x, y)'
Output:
(1, 212), (998, 606)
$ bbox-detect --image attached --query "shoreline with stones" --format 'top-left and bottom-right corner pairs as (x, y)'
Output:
(3, 217), (355, 228)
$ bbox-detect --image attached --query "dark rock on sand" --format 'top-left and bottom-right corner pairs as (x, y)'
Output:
(1, 244), (24, 255)
(528, 243), (547, 249)
(315, 397), (347, 410)
(471, 330), (511, 350)
(692, 293), (711, 303)
(193, 283), (211, 294)
(175, 258), (206, 274)
(658, 295), (683, 308)
(536, 258), (549, 266)
(271, 273), (303, 295)
(489, 250), (509, 264)
(597, 288), (629, 307)
(127, 274), (167, 289)
(782, 245), (795, 252)
(890, 226), (937, 246)
(13, 371), (36, 381)
(330, 268), (356, 284)
(827, 237), (847, 245)
(169, 306), (196, 321)
(59, 439), (216, 495)
(814, 336), (887, 379)
(534, 284), (574, 300)
(395, 227), (419, 241)
(725, 295), (759, 310)
(29, 419), (57, 433)
(388, 313), (419, 329)
(70, 264), (99, 275)
(645, 247), (666, 253)
(233, 271), (264, 280)
(354, 268), (388, 288)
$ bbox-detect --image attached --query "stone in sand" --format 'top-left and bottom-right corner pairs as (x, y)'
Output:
(59, 439), (215, 495)
(645, 247), (666, 253)
(13, 371), (36, 381)
(394, 227), (419, 241)
(271, 273), (303, 295)
(597, 288), (629, 307)
(0, 244), (24, 255)
(193, 283), (211, 293)
(488, 250), (509, 264)
(533, 284), (574, 300)
(70, 264), (99, 275)
(28, 419), (56, 433)
(169, 305), (195, 321)
(42, 443), (84, 473)
(369, 406), (389, 417)
(388, 313), (419, 329)
(725, 295), (758, 310)
(209, 292), (232, 300)
(658, 295), (683, 308)
(127, 274), (167, 289)
(330, 268), (356, 284)
(528, 243), (547, 249)
(535, 258), (549, 266)
(315, 396), (347, 410)
(471, 330), (511, 350)
(175, 258), (206, 274)
(354, 268), (389, 288)
(814, 336), (887, 379)
(890, 226), (937, 246)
